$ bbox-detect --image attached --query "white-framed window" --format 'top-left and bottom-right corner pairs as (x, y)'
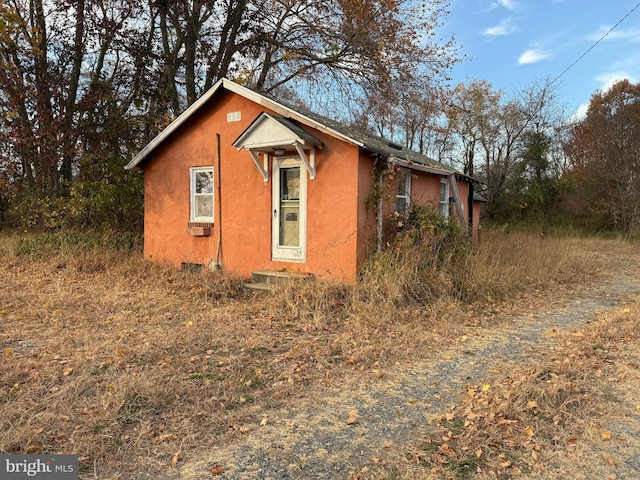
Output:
(439, 178), (450, 218)
(190, 167), (214, 222)
(395, 168), (411, 214)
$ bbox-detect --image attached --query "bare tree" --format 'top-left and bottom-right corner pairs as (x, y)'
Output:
(0, 0), (460, 224)
(564, 79), (640, 234)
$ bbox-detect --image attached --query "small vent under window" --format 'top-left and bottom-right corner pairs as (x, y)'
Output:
(188, 222), (213, 228)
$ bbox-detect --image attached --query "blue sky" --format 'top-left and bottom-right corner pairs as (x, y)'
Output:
(442, 0), (640, 119)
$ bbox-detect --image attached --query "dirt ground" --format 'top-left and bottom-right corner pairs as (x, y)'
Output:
(167, 251), (640, 480)
(2, 242), (639, 480)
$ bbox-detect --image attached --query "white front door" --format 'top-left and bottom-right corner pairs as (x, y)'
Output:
(272, 157), (306, 262)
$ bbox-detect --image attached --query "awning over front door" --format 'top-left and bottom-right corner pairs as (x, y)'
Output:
(232, 112), (324, 182)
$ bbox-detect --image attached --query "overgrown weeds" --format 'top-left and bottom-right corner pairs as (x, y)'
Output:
(0, 227), (634, 477)
(357, 217), (601, 310)
(13, 230), (142, 257)
(358, 206), (471, 308)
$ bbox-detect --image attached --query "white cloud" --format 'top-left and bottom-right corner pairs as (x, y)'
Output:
(595, 71), (637, 92)
(498, 0), (518, 10)
(611, 52), (640, 71)
(489, 0), (518, 11)
(570, 102), (589, 122)
(518, 49), (552, 64)
(482, 18), (517, 36)
(570, 71), (638, 121)
(589, 25), (640, 42)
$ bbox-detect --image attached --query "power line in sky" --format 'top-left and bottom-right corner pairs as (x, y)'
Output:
(550, 1), (640, 86)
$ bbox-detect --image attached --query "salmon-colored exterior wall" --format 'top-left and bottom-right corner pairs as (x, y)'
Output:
(472, 199), (482, 237)
(378, 168), (482, 239)
(143, 90), (370, 282)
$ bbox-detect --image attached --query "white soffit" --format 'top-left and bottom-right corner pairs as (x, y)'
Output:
(233, 113), (323, 152)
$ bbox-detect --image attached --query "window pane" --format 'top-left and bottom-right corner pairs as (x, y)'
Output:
(440, 181), (447, 202)
(396, 197), (407, 214)
(195, 171), (213, 194)
(281, 167), (300, 200)
(195, 195), (213, 218)
(396, 170), (408, 196)
(440, 181), (449, 217)
(394, 170), (409, 213)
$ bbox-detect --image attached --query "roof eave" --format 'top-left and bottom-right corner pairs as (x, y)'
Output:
(387, 156), (478, 183)
(126, 79), (364, 170)
(126, 78), (230, 170)
(387, 156), (452, 176)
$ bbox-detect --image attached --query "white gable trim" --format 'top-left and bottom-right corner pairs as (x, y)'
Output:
(232, 112), (322, 151)
(126, 79), (362, 170)
(233, 112), (322, 182)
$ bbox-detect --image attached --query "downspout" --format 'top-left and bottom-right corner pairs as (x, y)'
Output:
(467, 180), (474, 235)
(214, 133), (223, 268)
(376, 171), (384, 252)
(376, 164), (389, 252)
(467, 148), (474, 235)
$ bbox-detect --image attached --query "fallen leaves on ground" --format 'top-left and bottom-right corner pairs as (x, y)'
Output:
(406, 297), (640, 479)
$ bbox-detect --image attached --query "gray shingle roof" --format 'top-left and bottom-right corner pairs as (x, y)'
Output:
(265, 94), (458, 174)
(127, 78), (472, 183)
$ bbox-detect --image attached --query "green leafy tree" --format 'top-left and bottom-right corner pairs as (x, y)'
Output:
(504, 130), (557, 221)
(440, 78), (565, 223)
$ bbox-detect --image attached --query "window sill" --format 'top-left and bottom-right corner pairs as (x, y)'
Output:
(187, 222), (213, 237)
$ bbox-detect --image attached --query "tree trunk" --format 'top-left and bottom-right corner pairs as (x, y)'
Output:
(60, 0), (85, 188)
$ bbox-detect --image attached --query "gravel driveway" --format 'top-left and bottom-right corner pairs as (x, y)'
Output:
(167, 254), (640, 479)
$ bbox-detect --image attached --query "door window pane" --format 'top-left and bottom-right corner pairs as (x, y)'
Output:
(281, 167), (300, 200)
(279, 167), (300, 246)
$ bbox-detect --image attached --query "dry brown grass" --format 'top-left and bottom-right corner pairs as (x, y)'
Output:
(391, 297), (640, 480)
(0, 228), (635, 477)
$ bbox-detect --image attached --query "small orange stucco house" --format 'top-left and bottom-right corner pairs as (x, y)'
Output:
(126, 79), (481, 282)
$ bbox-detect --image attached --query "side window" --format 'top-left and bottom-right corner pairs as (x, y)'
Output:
(190, 167), (214, 222)
(395, 168), (411, 214)
(439, 179), (450, 218)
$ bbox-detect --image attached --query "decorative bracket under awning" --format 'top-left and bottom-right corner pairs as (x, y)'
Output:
(232, 112), (323, 183)
(247, 150), (269, 182)
(294, 142), (316, 180)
